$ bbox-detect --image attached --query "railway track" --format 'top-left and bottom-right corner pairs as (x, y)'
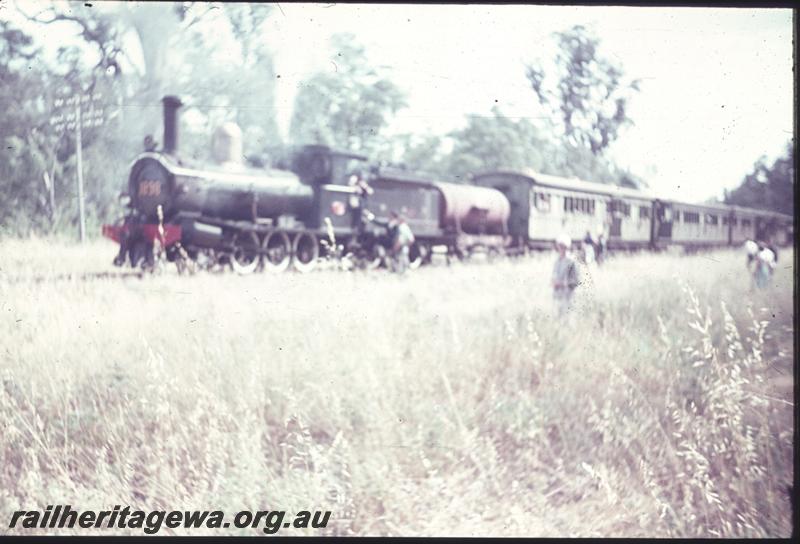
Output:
(0, 270), (149, 286)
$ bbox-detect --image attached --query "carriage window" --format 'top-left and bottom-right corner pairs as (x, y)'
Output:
(742, 218), (751, 228)
(674, 210), (681, 222)
(565, 197), (595, 215)
(706, 214), (718, 225)
(683, 212), (700, 224)
(730, 218), (738, 226)
(621, 202), (631, 217)
(639, 206), (650, 219)
(535, 192), (551, 213)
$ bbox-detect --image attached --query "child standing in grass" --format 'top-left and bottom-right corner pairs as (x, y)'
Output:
(552, 234), (580, 317)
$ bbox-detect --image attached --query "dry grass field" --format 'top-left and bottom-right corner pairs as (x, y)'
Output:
(0, 237), (794, 537)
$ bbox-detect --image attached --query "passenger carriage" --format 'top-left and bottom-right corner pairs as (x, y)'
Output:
(667, 201), (732, 249)
(472, 169), (656, 251)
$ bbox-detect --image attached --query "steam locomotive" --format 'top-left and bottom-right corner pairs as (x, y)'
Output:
(103, 96), (510, 273)
(103, 95), (793, 273)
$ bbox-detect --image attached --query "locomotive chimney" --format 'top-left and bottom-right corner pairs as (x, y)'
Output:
(162, 95), (183, 155)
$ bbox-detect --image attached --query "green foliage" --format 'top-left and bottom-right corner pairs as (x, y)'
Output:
(551, 143), (626, 185)
(0, 17), (37, 71)
(289, 33), (408, 155)
(527, 25), (640, 156)
(444, 107), (552, 181)
(724, 142), (794, 215)
(393, 25), (644, 186)
(1, 3), (282, 237)
(1, 20), (61, 235)
(392, 107), (627, 185)
(377, 133), (451, 178)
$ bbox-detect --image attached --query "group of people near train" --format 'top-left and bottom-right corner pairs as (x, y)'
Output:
(550, 229), (781, 318)
(745, 239), (779, 290)
(368, 198), (782, 310)
(580, 227), (609, 268)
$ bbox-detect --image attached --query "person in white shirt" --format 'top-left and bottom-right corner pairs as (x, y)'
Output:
(753, 245), (776, 289)
(744, 239), (759, 272)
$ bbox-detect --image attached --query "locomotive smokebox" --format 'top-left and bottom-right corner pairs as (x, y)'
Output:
(162, 95), (183, 155)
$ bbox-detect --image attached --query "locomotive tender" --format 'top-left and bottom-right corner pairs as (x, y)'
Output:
(103, 95), (792, 273)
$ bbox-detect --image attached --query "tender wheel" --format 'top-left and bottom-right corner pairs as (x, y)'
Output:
(231, 231), (260, 275)
(262, 231), (292, 273)
(292, 232), (319, 273)
(408, 242), (427, 270)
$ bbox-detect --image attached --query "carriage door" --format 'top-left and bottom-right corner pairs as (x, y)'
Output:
(755, 217), (766, 241)
(608, 199), (623, 238)
(655, 201), (673, 241)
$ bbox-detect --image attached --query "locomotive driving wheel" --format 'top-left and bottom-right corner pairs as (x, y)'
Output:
(231, 231), (260, 275)
(292, 232), (319, 273)
(262, 231), (292, 273)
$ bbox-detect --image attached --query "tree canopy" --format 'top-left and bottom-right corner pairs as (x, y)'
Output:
(289, 33), (408, 156)
(526, 25), (640, 158)
(2, 2), (283, 238)
(724, 142), (794, 216)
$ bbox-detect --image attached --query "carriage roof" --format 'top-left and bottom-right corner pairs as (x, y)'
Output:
(475, 168), (658, 201)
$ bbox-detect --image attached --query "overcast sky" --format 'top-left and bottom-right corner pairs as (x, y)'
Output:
(7, 2), (794, 204)
(264, 4), (793, 203)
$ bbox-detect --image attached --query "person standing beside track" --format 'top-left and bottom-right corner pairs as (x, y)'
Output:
(753, 243), (776, 290)
(389, 211), (415, 275)
(582, 230), (596, 267)
(552, 233), (580, 318)
(745, 239), (759, 272)
(595, 225), (608, 265)
(367, 210), (415, 274)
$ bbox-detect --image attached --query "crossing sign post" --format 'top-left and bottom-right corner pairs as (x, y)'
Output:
(49, 92), (105, 243)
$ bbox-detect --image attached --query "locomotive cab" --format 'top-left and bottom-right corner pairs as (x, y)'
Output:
(291, 145), (368, 186)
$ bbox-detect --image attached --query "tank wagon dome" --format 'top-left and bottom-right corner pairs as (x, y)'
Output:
(211, 122), (244, 168)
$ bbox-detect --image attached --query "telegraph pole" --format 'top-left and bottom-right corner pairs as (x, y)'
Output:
(75, 100), (86, 243)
